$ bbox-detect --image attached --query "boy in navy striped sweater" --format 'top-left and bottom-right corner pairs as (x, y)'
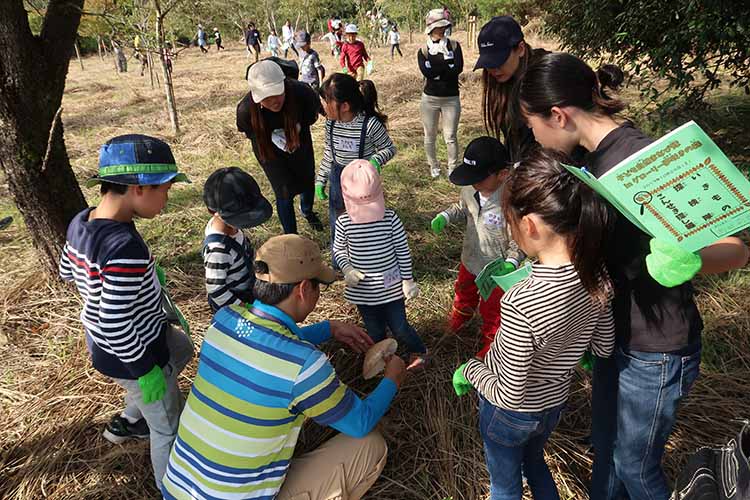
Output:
(202, 167), (273, 313)
(59, 135), (194, 490)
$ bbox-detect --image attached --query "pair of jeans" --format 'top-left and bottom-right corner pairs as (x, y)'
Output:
(113, 326), (194, 490)
(276, 188), (314, 234)
(420, 93), (461, 173)
(479, 397), (565, 500)
(357, 299), (426, 354)
(590, 346), (701, 500)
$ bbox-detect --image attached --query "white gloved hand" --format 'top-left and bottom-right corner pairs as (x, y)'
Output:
(402, 279), (420, 301)
(342, 265), (366, 286)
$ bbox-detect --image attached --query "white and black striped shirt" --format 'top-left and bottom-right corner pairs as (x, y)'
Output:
(202, 221), (254, 312)
(464, 263), (615, 412)
(333, 209), (413, 305)
(59, 208), (168, 380)
(316, 113), (396, 186)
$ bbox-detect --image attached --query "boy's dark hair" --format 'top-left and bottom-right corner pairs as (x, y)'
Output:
(100, 181), (128, 195)
(502, 148), (613, 306)
(319, 74), (388, 128)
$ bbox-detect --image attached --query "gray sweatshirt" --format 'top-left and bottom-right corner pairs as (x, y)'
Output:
(440, 185), (524, 275)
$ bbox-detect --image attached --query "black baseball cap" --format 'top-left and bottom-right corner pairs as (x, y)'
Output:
(474, 16), (524, 71)
(203, 167), (273, 229)
(449, 137), (511, 186)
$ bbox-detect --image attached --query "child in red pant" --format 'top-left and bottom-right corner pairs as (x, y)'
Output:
(431, 137), (523, 357)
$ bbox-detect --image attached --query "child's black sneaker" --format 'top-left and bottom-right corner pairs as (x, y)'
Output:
(305, 212), (324, 232)
(102, 415), (149, 444)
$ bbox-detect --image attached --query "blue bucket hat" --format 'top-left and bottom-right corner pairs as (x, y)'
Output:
(86, 134), (191, 188)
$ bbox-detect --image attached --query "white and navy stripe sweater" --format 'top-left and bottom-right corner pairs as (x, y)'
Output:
(59, 208), (169, 380)
(316, 113), (396, 186)
(202, 221), (254, 312)
(333, 209), (413, 306)
(464, 263), (615, 412)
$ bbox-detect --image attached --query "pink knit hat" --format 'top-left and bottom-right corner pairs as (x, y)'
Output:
(341, 160), (385, 224)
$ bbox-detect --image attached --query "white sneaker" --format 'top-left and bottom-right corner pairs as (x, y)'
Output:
(430, 167), (441, 178)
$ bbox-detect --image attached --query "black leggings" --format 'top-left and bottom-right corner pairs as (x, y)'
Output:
(285, 44), (299, 58)
(391, 43), (403, 58)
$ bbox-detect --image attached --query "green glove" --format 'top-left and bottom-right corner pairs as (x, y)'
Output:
(452, 363), (472, 396)
(495, 261), (517, 277)
(431, 214), (447, 234)
(315, 183), (328, 201)
(369, 157), (381, 174)
(579, 351), (595, 372)
(645, 238), (702, 288)
(138, 365), (166, 404)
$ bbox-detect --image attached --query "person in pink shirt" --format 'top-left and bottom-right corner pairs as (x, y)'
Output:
(340, 24), (370, 81)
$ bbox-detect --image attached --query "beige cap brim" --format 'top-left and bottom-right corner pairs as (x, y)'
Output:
(314, 262), (337, 285)
(250, 80), (285, 103)
(425, 19), (451, 35)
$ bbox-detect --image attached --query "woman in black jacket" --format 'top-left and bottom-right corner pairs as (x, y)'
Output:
(237, 60), (323, 234)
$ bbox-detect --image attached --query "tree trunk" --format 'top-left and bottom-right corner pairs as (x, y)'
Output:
(154, 8), (180, 135)
(97, 35), (103, 60)
(74, 39), (84, 70)
(0, 0), (87, 275)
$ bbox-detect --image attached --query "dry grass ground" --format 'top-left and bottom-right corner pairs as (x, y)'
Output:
(1, 28), (749, 500)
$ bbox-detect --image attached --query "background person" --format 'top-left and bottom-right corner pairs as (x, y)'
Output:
(417, 8), (463, 178)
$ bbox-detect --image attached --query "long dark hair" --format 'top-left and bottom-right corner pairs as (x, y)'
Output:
(519, 52), (625, 117)
(248, 80), (301, 163)
(319, 73), (388, 127)
(481, 42), (535, 153)
(502, 149), (613, 306)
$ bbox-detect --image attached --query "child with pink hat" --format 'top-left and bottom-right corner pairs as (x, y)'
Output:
(333, 160), (428, 368)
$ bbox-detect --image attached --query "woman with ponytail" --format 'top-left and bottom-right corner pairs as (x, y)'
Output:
(455, 149), (616, 500)
(316, 74), (396, 265)
(475, 16), (549, 162)
(518, 51), (749, 500)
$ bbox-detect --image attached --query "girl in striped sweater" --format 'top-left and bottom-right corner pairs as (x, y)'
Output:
(454, 149), (615, 500)
(316, 74), (396, 266)
(333, 159), (428, 369)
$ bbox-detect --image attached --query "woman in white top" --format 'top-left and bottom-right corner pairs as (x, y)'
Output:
(389, 25), (402, 60)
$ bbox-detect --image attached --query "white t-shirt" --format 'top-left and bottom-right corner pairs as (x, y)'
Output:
(389, 31), (400, 45)
(282, 25), (293, 42)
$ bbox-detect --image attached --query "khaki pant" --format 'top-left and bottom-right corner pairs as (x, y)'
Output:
(353, 65), (366, 82)
(277, 431), (388, 500)
(420, 93), (461, 173)
(112, 325), (194, 491)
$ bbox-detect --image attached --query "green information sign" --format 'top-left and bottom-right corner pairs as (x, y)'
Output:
(564, 121), (750, 253)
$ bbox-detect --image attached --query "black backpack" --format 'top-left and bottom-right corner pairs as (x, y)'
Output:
(245, 56), (299, 81)
(671, 421), (750, 500)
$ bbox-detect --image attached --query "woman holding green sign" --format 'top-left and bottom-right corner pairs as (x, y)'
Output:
(517, 51), (749, 500)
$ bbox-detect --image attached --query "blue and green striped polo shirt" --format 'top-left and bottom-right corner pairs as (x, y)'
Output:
(162, 300), (396, 499)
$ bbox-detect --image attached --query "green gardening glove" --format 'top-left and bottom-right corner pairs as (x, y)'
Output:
(645, 238), (702, 288)
(138, 365), (167, 404)
(452, 363), (472, 396)
(495, 261), (517, 277)
(369, 157), (382, 174)
(579, 350), (595, 372)
(315, 183), (328, 201)
(431, 214), (447, 235)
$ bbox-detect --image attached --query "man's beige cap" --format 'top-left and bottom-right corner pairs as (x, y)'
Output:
(255, 234), (336, 284)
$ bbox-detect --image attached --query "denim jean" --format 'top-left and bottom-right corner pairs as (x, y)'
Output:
(590, 346), (701, 500)
(357, 299), (426, 354)
(276, 188), (314, 234)
(479, 397), (565, 500)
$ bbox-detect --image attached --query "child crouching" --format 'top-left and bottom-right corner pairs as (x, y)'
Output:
(333, 159), (427, 368)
